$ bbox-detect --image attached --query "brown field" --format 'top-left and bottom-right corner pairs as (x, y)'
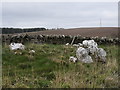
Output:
(2, 27), (119, 38)
(23, 27), (118, 38)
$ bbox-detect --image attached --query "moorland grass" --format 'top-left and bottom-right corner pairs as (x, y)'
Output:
(2, 44), (119, 88)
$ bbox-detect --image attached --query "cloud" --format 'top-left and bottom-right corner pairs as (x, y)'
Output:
(2, 2), (118, 28)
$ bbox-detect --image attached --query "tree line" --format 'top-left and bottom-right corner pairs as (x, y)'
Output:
(1, 27), (46, 34)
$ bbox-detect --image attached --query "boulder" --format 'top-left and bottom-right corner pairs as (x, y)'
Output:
(76, 47), (93, 63)
(9, 43), (25, 50)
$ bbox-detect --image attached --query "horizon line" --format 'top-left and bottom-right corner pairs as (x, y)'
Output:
(0, 26), (118, 29)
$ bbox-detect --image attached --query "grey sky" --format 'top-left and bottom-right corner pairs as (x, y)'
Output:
(2, 2), (118, 29)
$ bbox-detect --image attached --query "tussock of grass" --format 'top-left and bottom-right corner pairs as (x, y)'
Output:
(2, 44), (119, 88)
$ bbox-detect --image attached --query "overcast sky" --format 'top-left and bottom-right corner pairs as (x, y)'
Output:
(2, 2), (118, 29)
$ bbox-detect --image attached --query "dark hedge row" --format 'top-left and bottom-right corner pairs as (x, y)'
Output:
(1, 27), (46, 34)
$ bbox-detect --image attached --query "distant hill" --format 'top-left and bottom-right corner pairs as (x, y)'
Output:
(21, 27), (118, 38)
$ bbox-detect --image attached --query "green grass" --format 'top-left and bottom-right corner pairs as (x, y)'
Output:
(2, 44), (119, 88)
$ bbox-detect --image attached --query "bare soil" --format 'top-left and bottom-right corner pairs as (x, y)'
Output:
(3, 27), (119, 38)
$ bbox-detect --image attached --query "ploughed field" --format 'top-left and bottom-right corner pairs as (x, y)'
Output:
(2, 43), (119, 88)
(20, 27), (118, 38)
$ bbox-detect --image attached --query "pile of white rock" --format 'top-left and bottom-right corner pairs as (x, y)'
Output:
(9, 43), (25, 55)
(70, 40), (107, 63)
(9, 43), (25, 50)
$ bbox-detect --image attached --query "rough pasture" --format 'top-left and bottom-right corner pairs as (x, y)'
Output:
(2, 43), (119, 88)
